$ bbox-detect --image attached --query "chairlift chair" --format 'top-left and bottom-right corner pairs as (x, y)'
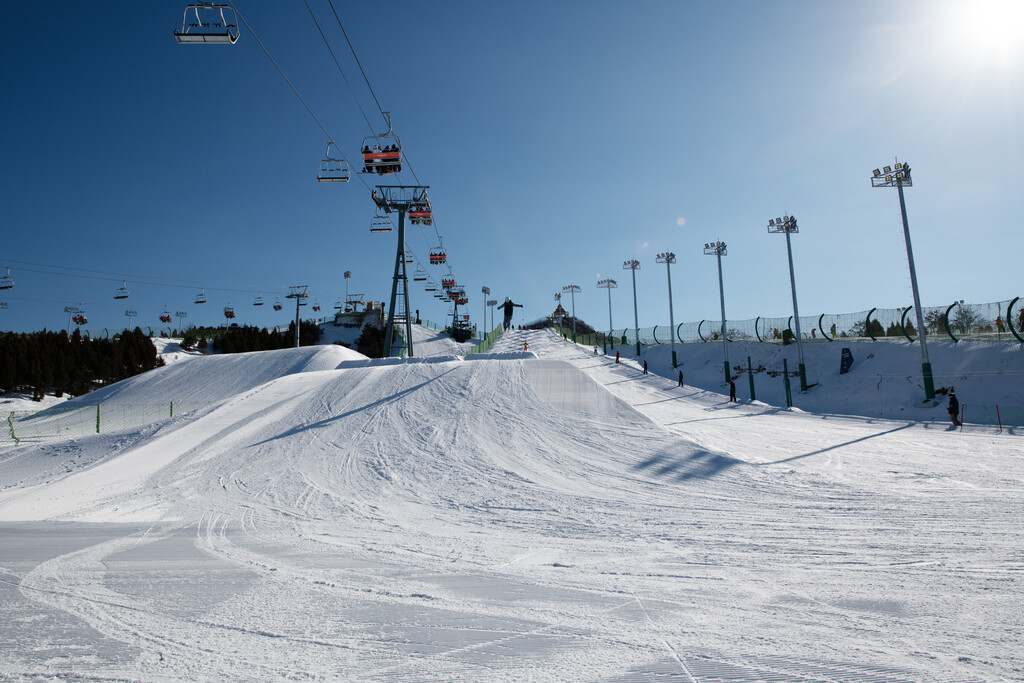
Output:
(224, 305), (235, 319)
(334, 298), (344, 310)
(370, 211), (393, 233)
(114, 280), (129, 300)
(254, 292), (265, 306)
(174, 3), (239, 44)
(429, 248), (447, 265)
(73, 313), (88, 325)
(0, 302), (8, 310)
(195, 288), (207, 304)
(160, 312), (172, 324)
(273, 298), (282, 311)
(409, 207), (432, 226)
(312, 301), (321, 312)
(404, 250), (414, 264)
(413, 266), (427, 282)
(424, 281), (437, 292)
(317, 142), (350, 182)
(360, 113), (402, 175)
(0, 267), (13, 290)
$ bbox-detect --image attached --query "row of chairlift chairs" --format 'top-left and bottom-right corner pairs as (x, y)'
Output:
(176, 6), (459, 320)
(174, 5), (402, 182)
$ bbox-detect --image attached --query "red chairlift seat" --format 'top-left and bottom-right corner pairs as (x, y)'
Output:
(361, 113), (402, 174)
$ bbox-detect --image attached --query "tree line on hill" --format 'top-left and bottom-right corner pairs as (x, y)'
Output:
(182, 321), (323, 354)
(0, 328), (161, 401)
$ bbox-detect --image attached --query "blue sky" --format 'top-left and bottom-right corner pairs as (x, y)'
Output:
(2, 1), (1022, 335)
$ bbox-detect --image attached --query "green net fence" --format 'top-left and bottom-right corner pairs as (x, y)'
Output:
(3, 402), (213, 447)
(465, 326), (504, 355)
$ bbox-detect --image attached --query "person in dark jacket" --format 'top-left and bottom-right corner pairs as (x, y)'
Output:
(729, 379), (737, 402)
(643, 360), (648, 375)
(497, 297), (522, 331)
(948, 391), (961, 427)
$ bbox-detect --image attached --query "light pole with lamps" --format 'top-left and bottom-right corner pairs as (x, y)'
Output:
(481, 286), (490, 333)
(767, 216), (808, 392)
(703, 241), (730, 385)
(562, 285), (580, 342)
(125, 309), (137, 331)
(486, 299), (497, 333)
(622, 259), (641, 358)
(597, 278), (617, 355)
(871, 160), (935, 403)
(553, 293), (563, 333)
(656, 252), (678, 368)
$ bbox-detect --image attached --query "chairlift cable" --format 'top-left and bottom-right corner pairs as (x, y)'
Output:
(227, 1), (375, 196)
(302, 0), (376, 133)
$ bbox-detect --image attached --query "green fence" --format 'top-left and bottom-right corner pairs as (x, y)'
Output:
(3, 402), (213, 447)
(465, 326), (503, 355)
(563, 297), (1023, 348)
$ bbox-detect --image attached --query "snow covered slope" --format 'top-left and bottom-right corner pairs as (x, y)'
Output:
(0, 329), (1020, 681)
(65, 343), (366, 407)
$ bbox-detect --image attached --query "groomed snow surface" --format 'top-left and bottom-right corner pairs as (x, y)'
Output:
(1, 328), (1021, 681)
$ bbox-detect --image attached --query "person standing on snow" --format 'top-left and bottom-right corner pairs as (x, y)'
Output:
(497, 297), (522, 332)
(948, 390), (961, 427)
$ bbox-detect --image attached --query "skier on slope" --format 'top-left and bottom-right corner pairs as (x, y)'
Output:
(497, 297), (522, 332)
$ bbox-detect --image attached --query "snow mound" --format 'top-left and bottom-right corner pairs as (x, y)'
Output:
(61, 345), (367, 408)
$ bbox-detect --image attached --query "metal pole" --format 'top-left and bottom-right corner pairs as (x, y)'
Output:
(606, 285), (613, 354)
(631, 267), (640, 358)
(716, 251), (730, 384)
(785, 230), (808, 391)
(665, 256), (677, 368)
(402, 216), (413, 358)
(571, 289), (576, 342)
(897, 178), (934, 401)
(383, 210), (405, 357)
(294, 295), (301, 348)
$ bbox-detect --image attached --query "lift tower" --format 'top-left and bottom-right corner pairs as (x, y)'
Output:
(373, 186), (429, 357)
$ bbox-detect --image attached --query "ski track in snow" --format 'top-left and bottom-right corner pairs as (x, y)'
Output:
(0, 328), (1021, 681)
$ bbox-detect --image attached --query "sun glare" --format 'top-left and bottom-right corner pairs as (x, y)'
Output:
(948, 0), (1024, 64)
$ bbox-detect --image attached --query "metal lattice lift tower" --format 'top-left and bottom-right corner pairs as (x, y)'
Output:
(286, 285), (310, 348)
(373, 186), (429, 357)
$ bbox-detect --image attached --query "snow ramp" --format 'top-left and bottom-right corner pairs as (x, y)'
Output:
(59, 344), (366, 407)
(0, 355), (735, 523)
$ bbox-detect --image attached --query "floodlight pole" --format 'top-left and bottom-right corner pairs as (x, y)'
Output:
(482, 286), (490, 333)
(176, 311), (187, 335)
(767, 216), (808, 391)
(703, 242), (730, 384)
(623, 260), (641, 357)
(125, 309), (137, 331)
(597, 278), (617, 355)
(657, 252), (678, 368)
(344, 271), (351, 303)
(286, 285), (310, 348)
(563, 285), (580, 342)
(871, 161), (935, 403)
